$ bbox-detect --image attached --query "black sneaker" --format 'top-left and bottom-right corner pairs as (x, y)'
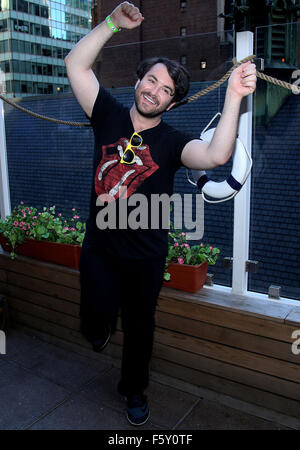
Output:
(126, 394), (150, 426)
(80, 316), (111, 353)
(117, 382), (150, 426)
(91, 325), (111, 353)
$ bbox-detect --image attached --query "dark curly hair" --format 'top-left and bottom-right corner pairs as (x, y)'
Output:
(136, 57), (190, 103)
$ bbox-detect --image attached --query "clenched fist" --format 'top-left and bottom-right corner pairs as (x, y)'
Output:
(111, 2), (144, 30)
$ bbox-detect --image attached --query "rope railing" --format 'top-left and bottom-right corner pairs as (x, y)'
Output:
(0, 54), (299, 126)
(0, 94), (91, 127)
(171, 54), (300, 109)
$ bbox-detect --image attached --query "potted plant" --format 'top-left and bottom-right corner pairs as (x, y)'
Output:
(0, 202), (85, 269)
(163, 229), (220, 293)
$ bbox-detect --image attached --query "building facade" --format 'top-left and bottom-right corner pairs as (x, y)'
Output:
(92, 0), (232, 88)
(0, 0), (92, 97)
(92, 0), (299, 96)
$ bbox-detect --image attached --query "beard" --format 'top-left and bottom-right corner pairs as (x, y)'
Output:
(134, 89), (171, 118)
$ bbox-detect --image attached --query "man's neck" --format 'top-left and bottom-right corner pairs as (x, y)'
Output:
(130, 105), (162, 133)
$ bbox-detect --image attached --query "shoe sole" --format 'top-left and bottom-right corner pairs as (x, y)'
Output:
(92, 330), (111, 352)
(119, 392), (150, 426)
(101, 332), (111, 350)
(126, 411), (150, 427)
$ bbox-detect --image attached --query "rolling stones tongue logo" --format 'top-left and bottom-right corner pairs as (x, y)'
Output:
(95, 137), (159, 200)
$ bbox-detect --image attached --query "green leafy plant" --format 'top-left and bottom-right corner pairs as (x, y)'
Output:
(164, 229), (220, 281)
(0, 202), (86, 259)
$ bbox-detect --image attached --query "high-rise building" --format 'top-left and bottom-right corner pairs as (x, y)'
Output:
(0, 0), (92, 97)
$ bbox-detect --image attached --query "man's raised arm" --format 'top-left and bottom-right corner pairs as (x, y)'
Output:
(64, 2), (144, 118)
(181, 61), (257, 170)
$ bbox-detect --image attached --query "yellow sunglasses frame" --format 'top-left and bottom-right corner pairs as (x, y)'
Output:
(120, 132), (143, 164)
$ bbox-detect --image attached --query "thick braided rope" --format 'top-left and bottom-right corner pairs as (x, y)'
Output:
(170, 54), (255, 110)
(0, 93), (90, 127)
(1, 54), (299, 125)
(256, 71), (300, 95)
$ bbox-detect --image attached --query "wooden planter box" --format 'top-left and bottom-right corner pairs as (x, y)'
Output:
(0, 234), (81, 269)
(163, 261), (208, 293)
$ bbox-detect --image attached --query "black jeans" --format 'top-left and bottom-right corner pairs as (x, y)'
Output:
(79, 235), (166, 395)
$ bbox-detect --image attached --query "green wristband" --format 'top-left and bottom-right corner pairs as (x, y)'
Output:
(105, 15), (120, 33)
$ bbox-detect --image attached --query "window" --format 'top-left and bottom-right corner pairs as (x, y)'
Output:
(18, 0), (28, 13)
(56, 48), (63, 59)
(33, 82), (44, 95)
(0, 19), (8, 32)
(40, 6), (49, 18)
(66, 30), (72, 41)
(4, 60), (10, 72)
(20, 41), (31, 54)
(25, 61), (31, 73)
(42, 46), (52, 57)
(12, 80), (20, 93)
(72, 32), (83, 42)
(30, 23), (41, 36)
(180, 27), (187, 36)
(19, 40), (26, 53)
(29, 3), (40, 16)
(41, 25), (50, 38)
(21, 83), (28, 93)
(24, 41), (31, 54)
(80, 16), (89, 28)
(80, 0), (89, 10)
(43, 65), (53, 76)
(32, 43), (42, 56)
(56, 65), (64, 77)
(19, 61), (26, 73)
(200, 60), (207, 69)
(11, 39), (19, 52)
(6, 80), (12, 93)
(14, 20), (29, 33)
(45, 85), (54, 95)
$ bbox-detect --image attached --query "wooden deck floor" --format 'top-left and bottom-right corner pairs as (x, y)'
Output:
(1, 249), (300, 421)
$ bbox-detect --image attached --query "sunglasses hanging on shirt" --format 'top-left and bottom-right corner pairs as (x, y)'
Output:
(120, 132), (143, 164)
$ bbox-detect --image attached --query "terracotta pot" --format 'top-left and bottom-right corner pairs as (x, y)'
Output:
(0, 234), (82, 269)
(163, 260), (208, 293)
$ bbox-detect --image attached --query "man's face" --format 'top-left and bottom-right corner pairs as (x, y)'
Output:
(134, 63), (176, 118)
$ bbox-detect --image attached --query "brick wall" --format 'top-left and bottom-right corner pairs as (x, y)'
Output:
(93, 0), (231, 88)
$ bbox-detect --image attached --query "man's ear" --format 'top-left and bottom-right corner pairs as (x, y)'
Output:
(135, 79), (141, 90)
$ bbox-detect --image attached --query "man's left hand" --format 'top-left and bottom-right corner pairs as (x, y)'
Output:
(228, 61), (257, 98)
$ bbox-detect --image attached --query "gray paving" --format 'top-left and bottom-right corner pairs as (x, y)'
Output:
(0, 327), (296, 430)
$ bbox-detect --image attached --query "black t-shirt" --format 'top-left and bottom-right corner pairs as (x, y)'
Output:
(85, 86), (191, 259)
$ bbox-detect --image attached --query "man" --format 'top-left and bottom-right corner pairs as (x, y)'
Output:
(65, 2), (256, 427)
